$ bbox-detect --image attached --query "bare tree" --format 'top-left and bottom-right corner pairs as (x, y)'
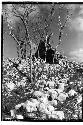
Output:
(3, 4), (40, 83)
(28, 3), (56, 60)
(3, 4), (39, 60)
(56, 4), (71, 50)
(3, 3), (71, 83)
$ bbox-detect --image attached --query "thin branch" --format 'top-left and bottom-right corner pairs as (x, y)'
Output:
(10, 4), (32, 60)
(12, 4), (31, 46)
(50, 3), (56, 16)
(9, 30), (28, 59)
(7, 58), (31, 83)
(9, 31), (20, 45)
(12, 4), (24, 20)
(44, 3), (56, 36)
(57, 5), (69, 47)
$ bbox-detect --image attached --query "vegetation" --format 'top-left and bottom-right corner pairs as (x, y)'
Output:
(2, 3), (83, 121)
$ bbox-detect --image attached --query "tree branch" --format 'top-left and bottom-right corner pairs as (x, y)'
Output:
(9, 31), (20, 45)
(12, 4), (24, 20)
(7, 58), (31, 83)
(12, 4), (30, 46)
(57, 4), (69, 47)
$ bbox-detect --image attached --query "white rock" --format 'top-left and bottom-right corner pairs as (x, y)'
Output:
(15, 103), (24, 110)
(39, 102), (54, 116)
(69, 81), (74, 84)
(17, 82), (21, 87)
(36, 60), (40, 64)
(20, 79), (26, 87)
(33, 91), (43, 98)
(44, 64), (49, 71)
(58, 92), (68, 102)
(39, 94), (48, 104)
(6, 82), (15, 91)
(42, 74), (47, 79)
(52, 111), (59, 119)
(73, 114), (78, 118)
(10, 110), (15, 118)
(21, 59), (25, 63)
(44, 87), (49, 91)
(48, 89), (58, 100)
(25, 100), (37, 112)
(47, 81), (55, 89)
(68, 89), (77, 96)
(39, 102), (47, 113)
(52, 91), (58, 100)
(41, 114), (47, 119)
(58, 83), (65, 92)
(50, 112), (59, 119)
(51, 77), (55, 81)
(52, 111), (64, 120)
(55, 77), (59, 80)
(57, 89), (62, 93)
(18, 64), (23, 70)
(16, 114), (23, 119)
(45, 105), (54, 115)
(47, 104), (54, 112)
(52, 99), (58, 106)
(30, 99), (39, 107)
(77, 95), (82, 103)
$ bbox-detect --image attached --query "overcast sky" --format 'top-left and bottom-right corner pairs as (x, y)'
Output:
(3, 3), (83, 62)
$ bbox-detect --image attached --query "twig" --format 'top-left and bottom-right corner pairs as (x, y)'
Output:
(7, 58), (31, 83)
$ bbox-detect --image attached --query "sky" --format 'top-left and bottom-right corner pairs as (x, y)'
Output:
(3, 3), (83, 63)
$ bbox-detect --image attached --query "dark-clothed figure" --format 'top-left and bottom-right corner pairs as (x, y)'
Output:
(46, 47), (55, 64)
(35, 40), (59, 64)
(35, 40), (46, 61)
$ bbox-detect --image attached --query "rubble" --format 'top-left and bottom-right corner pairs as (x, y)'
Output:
(2, 55), (83, 120)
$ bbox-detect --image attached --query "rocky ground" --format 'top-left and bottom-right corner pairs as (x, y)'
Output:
(2, 55), (83, 121)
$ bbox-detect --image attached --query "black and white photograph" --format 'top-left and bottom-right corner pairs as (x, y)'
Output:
(1, 1), (83, 122)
